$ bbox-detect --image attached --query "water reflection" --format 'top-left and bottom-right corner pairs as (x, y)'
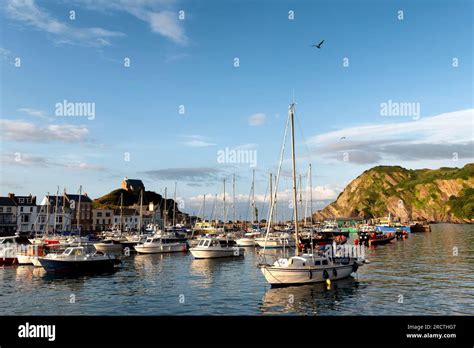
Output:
(260, 277), (361, 315)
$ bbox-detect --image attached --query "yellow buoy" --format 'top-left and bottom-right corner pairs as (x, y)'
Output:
(326, 279), (331, 287)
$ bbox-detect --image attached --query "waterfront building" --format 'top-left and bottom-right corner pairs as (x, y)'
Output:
(0, 195), (17, 236)
(11, 193), (38, 233)
(92, 208), (113, 231)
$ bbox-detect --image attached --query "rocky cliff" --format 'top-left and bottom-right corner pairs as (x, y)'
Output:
(313, 164), (474, 223)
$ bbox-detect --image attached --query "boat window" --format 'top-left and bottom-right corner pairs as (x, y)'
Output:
(314, 261), (321, 266)
(64, 248), (72, 255)
(322, 259), (328, 265)
(203, 240), (211, 247)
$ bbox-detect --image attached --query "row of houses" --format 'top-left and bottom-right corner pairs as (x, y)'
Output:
(0, 192), (163, 236)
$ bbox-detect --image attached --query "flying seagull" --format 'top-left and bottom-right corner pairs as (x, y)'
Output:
(311, 40), (325, 49)
(340, 136), (346, 140)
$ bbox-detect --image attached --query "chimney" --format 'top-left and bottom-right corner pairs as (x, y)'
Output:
(8, 192), (15, 198)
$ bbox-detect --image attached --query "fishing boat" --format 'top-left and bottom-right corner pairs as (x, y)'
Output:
(38, 246), (121, 273)
(356, 230), (395, 246)
(376, 215), (410, 234)
(258, 103), (365, 286)
(134, 236), (187, 254)
(190, 237), (244, 259)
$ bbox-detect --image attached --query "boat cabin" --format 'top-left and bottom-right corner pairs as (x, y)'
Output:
(197, 238), (236, 248)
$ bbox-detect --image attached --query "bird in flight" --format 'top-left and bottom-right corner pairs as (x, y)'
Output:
(311, 40), (325, 49)
(340, 136), (346, 140)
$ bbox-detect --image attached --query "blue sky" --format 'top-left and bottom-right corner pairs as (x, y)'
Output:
(1, 0), (472, 220)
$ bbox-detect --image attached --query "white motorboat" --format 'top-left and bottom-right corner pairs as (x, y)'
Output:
(258, 103), (366, 286)
(94, 240), (123, 254)
(236, 232), (261, 247)
(134, 236), (187, 254)
(190, 237), (244, 259)
(255, 233), (295, 248)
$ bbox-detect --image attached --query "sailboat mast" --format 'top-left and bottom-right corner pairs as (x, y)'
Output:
(164, 187), (168, 228)
(309, 163), (313, 226)
(252, 169), (255, 224)
(53, 187), (59, 234)
(120, 192), (123, 233)
(203, 194), (206, 220)
(173, 182), (177, 226)
(232, 174), (236, 223)
(223, 179), (226, 223)
(139, 188), (143, 233)
(269, 173), (273, 229)
(77, 186), (82, 237)
(289, 103), (299, 256)
(46, 192), (50, 236)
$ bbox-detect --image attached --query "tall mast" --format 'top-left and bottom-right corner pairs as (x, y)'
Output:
(223, 179), (226, 223)
(77, 186), (82, 238)
(164, 187), (168, 228)
(299, 174), (303, 228)
(309, 163), (313, 226)
(53, 187), (59, 234)
(232, 174), (236, 223)
(252, 169), (255, 224)
(173, 182), (177, 226)
(274, 176), (278, 224)
(46, 192), (50, 236)
(269, 173), (273, 229)
(203, 194), (206, 221)
(62, 189), (66, 232)
(289, 103), (299, 256)
(139, 188), (143, 233)
(120, 192), (123, 233)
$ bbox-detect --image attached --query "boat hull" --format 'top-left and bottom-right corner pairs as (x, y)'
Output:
(16, 254), (33, 265)
(236, 238), (256, 247)
(94, 243), (124, 254)
(38, 258), (120, 273)
(0, 257), (17, 266)
(134, 242), (187, 254)
(260, 263), (355, 286)
(255, 239), (295, 249)
(190, 247), (244, 259)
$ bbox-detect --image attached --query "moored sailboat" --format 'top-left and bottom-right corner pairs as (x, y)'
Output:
(258, 103), (366, 286)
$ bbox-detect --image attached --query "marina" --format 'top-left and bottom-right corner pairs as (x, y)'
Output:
(0, 224), (472, 315)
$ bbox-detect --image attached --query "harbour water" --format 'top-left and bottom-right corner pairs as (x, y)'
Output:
(1, 224), (473, 315)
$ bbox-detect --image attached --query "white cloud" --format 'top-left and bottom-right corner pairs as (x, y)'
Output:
(5, 0), (124, 47)
(18, 108), (51, 120)
(181, 135), (216, 147)
(308, 109), (473, 145)
(0, 119), (89, 142)
(248, 112), (266, 126)
(306, 109), (474, 164)
(72, 0), (189, 45)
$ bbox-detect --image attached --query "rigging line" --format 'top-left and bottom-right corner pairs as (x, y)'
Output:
(262, 111), (291, 255)
(295, 110), (316, 166)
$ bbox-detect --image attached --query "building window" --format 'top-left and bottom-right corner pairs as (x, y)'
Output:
(7, 207), (11, 213)
(97, 212), (102, 217)
(20, 207), (24, 212)
(105, 212), (110, 217)
(30, 207), (33, 212)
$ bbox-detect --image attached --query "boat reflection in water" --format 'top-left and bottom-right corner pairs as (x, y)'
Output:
(260, 277), (361, 315)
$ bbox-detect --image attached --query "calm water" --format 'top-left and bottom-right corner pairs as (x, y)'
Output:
(1, 224), (473, 315)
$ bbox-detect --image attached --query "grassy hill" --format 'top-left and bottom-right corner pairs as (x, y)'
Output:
(314, 163), (474, 223)
(93, 189), (181, 216)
